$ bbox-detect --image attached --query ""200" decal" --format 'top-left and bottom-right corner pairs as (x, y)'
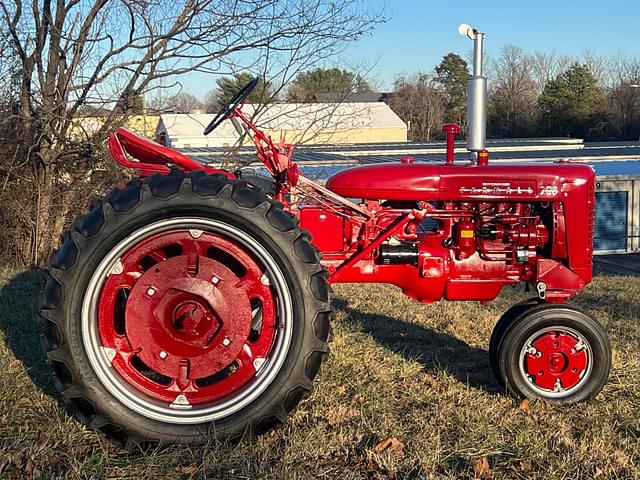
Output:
(539, 185), (559, 196)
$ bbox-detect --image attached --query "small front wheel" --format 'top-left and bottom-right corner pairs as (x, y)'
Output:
(489, 298), (541, 387)
(497, 304), (611, 403)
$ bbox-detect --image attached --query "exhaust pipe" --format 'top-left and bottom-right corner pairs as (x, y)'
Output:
(458, 24), (487, 156)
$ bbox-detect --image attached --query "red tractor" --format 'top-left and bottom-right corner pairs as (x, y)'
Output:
(40, 26), (611, 445)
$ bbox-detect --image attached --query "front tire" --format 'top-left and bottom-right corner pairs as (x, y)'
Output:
(40, 171), (331, 445)
(489, 298), (542, 386)
(497, 304), (610, 403)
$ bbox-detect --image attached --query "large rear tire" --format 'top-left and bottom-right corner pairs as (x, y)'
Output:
(40, 171), (332, 445)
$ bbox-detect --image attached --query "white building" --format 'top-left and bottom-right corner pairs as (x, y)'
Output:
(156, 102), (407, 148)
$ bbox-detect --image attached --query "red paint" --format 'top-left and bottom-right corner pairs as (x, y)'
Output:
(442, 123), (461, 164)
(107, 100), (596, 309)
(109, 128), (232, 178)
(454, 219), (476, 259)
(524, 330), (588, 391)
(97, 229), (277, 403)
(298, 207), (344, 252)
(477, 149), (489, 166)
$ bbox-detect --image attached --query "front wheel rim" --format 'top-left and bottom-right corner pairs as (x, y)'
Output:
(518, 325), (593, 398)
(81, 217), (294, 424)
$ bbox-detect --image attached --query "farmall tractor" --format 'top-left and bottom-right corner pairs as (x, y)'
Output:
(40, 25), (611, 445)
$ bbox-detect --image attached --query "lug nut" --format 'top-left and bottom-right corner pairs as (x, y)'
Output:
(147, 287), (156, 296)
(158, 350), (168, 359)
(211, 275), (220, 285)
(222, 337), (231, 347)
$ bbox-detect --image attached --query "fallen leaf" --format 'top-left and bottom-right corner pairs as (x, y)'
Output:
(519, 399), (530, 413)
(373, 437), (404, 458)
(175, 464), (198, 475)
(328, 406), (358, 426)
(17, 397), (33, 408)
(430, 379), (441, 390)
(9, 359), (23, 372)
(5, 465), (21, 479)
(24, 459), (34, 475)
(519, 460), (533, 473)
(73, 444), (92, 457)
(472, 456), (491, 479)
(48, 454), (63, 466)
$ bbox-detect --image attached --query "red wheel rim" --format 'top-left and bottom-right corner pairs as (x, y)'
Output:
(522, 328), (590, 394)
(97, 228), (278, 406)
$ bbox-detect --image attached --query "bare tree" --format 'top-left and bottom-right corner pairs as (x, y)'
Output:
(606, 55), (640, 139)
(0, 0), (384, 265)
(164, 92), (204, 113)
(529, 51), (574, 94)
(389, 73), (444, 141)
(582, 50), (609, 87)
(203, 89), (221, 114)
(488, 45), (538, 138)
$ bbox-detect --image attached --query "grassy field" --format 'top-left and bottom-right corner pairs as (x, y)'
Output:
(0, 265), (638, 479)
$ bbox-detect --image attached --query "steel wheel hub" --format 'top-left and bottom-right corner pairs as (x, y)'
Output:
(125, 255), (252, 382)
(522, 328), (590, 394)
(83, 218), (293, 423)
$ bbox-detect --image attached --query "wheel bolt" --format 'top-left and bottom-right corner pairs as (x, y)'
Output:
(158, 350), (168, 359)
(222, 337), (231, 347)
(147, 287), (156, 296)
(211, 275), (220, 285)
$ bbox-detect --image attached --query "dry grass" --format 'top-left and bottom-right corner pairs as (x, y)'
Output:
(0, 265), (639, 479)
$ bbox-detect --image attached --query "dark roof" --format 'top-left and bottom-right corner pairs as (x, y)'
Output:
(312, 92), (392, 103)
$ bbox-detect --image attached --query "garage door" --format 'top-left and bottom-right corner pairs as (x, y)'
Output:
(594, 191), (628, 251)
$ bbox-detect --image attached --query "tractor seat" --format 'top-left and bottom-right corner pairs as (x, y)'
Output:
(113, 127), (204, 171)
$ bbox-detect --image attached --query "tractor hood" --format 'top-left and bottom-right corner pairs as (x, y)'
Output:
(325, 162), (595, 202)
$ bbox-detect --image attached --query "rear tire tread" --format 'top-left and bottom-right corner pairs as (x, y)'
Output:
(40, 171), (332, 446)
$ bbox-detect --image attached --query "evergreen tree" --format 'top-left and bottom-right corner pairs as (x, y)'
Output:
(215, 73), (274, 108)
(538, 63), (606, 139)
(435, 53), (470, 126)
(287, 68), (370, 102)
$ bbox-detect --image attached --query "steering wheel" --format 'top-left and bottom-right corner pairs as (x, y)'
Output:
(203, 76), (261, 135)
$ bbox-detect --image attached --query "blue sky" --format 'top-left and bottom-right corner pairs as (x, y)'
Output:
(186, 0), (640, 96)
(344, 0), (640, 89)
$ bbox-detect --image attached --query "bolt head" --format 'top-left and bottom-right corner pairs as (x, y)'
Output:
(253, 357), (266, 371)
(147, 287), (156, 296)
(222, 337), (231, 347)
(211, 275), (220, 285)
(158, 350), (168, 359)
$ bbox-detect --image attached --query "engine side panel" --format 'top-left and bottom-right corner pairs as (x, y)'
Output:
(307, 162), (595, 303)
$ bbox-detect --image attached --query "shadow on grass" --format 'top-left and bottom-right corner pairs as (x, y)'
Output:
(0, 268), (58, 397)
(334, 298), (501, 393)
(578, 282), (639, 314)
